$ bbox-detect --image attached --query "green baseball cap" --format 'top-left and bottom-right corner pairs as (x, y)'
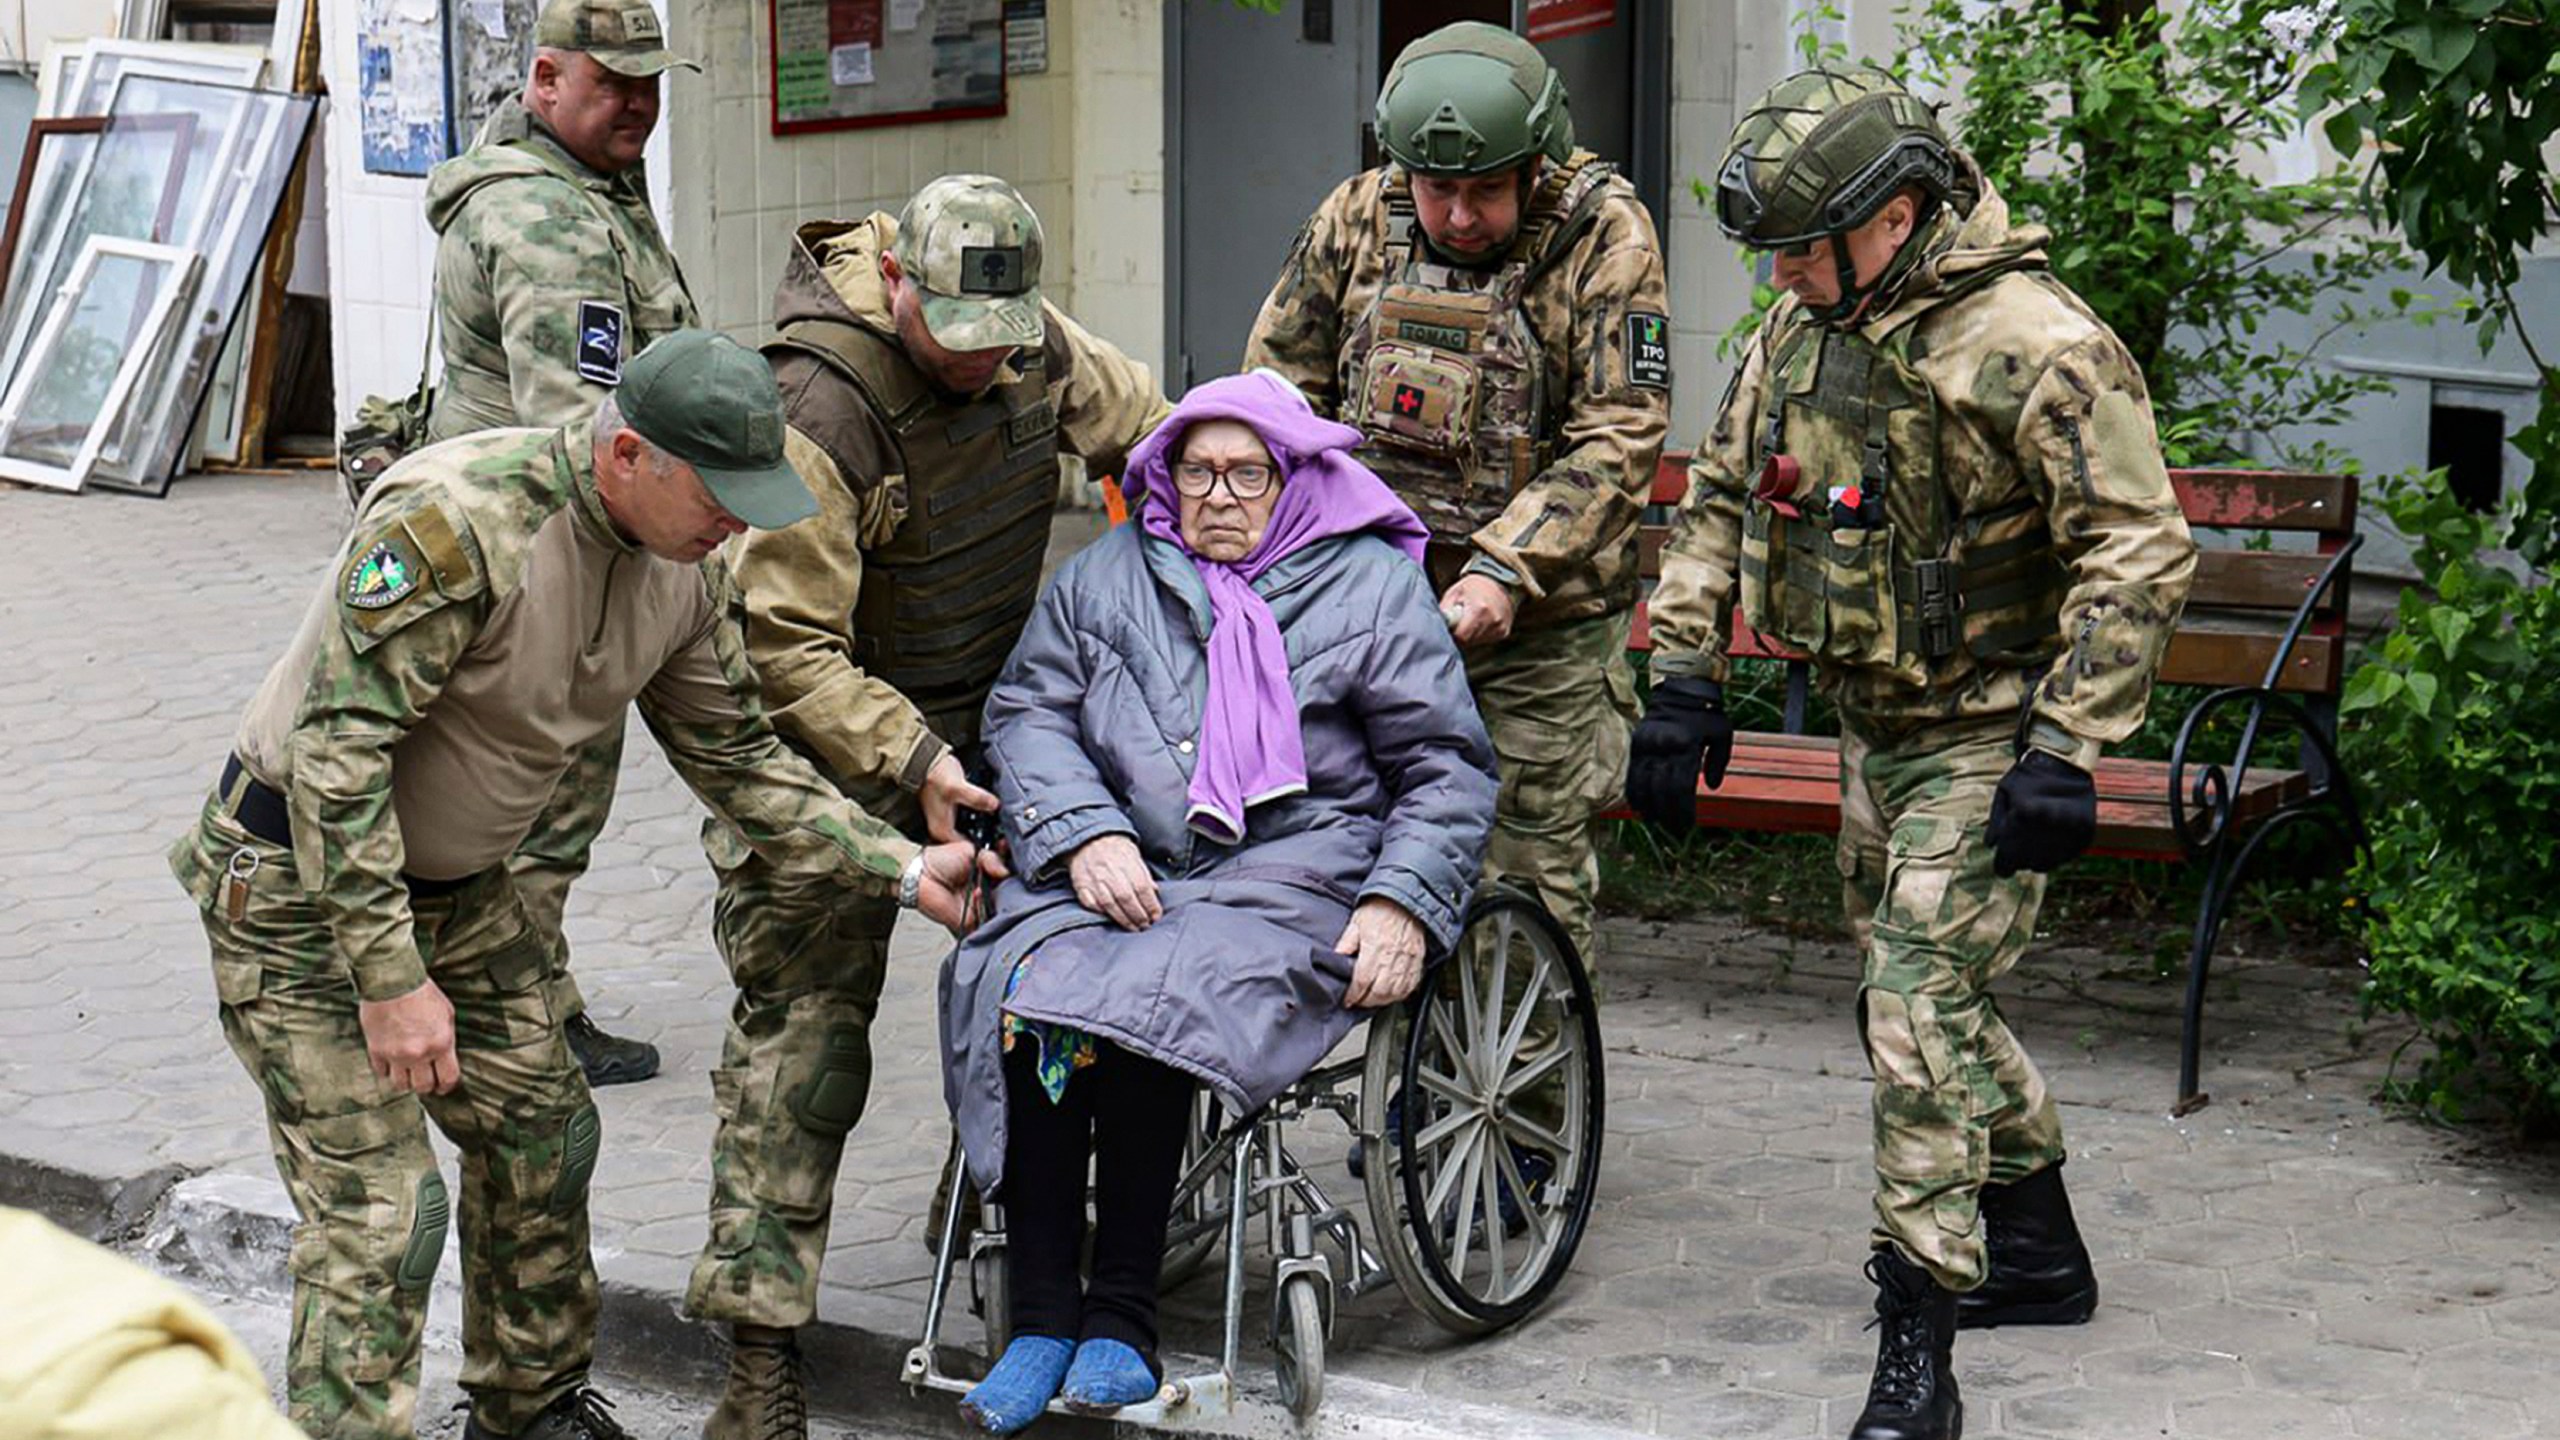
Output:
(617, 330), (816, 529)
(535, 0), (700, 78)
(893, 174), (1046, 353)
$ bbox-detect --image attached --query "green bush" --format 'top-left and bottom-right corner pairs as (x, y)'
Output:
(2342, 478), (2560, 1131)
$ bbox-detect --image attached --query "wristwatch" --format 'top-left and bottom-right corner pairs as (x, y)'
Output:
(896, 852), (926, 911)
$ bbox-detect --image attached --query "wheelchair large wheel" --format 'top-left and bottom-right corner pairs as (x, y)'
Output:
(1360, 886), (1604, 1335)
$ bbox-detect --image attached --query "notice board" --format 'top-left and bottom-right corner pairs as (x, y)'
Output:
(767, 0), (1007, 136)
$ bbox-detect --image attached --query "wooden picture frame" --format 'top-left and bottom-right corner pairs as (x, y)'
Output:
(764, 0), (1007, 138)
(0, 118), (106, 314)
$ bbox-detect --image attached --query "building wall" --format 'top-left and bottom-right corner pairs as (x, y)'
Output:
(318, 0), (440, 433)
(321, 0), (1168, 434)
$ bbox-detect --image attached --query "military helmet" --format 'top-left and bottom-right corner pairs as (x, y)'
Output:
(1375, 22), (1573, 176)
(1714, 68), (1960, 248)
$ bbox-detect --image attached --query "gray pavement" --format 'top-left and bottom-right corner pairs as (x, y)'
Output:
(5, 471), (2560, 1440)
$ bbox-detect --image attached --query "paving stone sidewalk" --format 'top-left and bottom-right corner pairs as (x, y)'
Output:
(5, 473), (2559, 1440)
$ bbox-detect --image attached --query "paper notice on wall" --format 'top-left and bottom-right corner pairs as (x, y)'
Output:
(464, 0), (508, 37)
(1004, 0), (1046, 74)
(831, 41), (875, 85)
(890, 0), (924, 31)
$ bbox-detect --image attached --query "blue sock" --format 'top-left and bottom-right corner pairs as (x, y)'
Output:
(1060, 1337), (1159, 1410)
(958, 1334), (1073, 1434)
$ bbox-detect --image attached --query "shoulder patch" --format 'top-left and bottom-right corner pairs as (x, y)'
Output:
(1626, 312), (1672, 391)
(344, 538), (423, 609)
(575, 300), (624, 384)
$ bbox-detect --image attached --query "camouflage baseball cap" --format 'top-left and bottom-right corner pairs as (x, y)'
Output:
(535, 0), (700, 78)
(617, 330), (815, 529)
(892, 174), (1046, 353)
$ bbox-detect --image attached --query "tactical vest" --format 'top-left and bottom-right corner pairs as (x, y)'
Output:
(1739, 312), (2068, 674)
(767, 318), (1060, 746)
(1338, 158), (1615, 548)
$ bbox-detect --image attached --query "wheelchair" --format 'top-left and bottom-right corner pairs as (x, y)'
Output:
(901, 884), (1606, 1427)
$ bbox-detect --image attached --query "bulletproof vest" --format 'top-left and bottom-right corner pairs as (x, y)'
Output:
(766, 317), (1059, 746)
(1338, 157), (1614, 547)
(1739, 314), (2067, 673)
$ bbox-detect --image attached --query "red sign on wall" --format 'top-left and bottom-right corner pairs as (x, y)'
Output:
(1526, 0), (1617, 41)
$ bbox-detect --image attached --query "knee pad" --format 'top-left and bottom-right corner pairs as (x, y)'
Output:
(396, 1170), (449, 1291)
(789, 1024), (872, 1139)
(550, 1103), (602, 1212)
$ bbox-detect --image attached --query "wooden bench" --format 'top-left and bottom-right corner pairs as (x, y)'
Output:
(1610, 457), (2366, 1115)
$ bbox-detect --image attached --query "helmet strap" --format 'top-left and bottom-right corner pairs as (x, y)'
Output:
(1812, 232), (1872, 326)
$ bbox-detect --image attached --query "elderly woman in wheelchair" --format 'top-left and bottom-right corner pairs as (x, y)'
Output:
(932, 371), (1499, 1432)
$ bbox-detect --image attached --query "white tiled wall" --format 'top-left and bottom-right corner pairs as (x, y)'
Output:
(665, 0), (1114, 358)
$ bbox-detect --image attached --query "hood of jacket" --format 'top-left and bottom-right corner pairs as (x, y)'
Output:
(1853, 154), (2049, 338)
(773, 214), (900, 336)
(424, 96), (637, 233)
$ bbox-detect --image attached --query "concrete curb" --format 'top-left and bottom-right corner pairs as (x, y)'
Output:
(18, 1158), (1658, 1440)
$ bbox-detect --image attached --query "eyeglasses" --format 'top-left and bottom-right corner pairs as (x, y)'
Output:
(1774, 238), (1821, 259)
(1173, 460), (1278, 499)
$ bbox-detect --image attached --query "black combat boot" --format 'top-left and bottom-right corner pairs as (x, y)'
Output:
(1957, 1162), (2098, 1330)
(704, 1324), (808, 1440)
(1849, 1248), (1961, 1440)
(463, 1387), (632, 1440)
(566, 1010), (661, 1086)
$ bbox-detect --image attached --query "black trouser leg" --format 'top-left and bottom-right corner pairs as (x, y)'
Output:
(1081, 1048), (1198, 1365)
(1000, 1043), (1093, 1342)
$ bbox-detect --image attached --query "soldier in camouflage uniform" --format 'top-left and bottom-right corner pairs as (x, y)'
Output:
(1629, 70), (2197, 1440)
(169, 332), (988, 1440)
(684, 175), (1168, 1440)
(420, 0), (706, 1086)
(1245, 21), (1669, 971)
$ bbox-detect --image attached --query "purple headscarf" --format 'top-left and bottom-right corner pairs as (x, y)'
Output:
(1122, 370), (1430, 844)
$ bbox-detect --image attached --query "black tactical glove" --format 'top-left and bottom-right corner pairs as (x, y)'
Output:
(1987, 748), (2098, 877)
(1625, 677), (1735, 835)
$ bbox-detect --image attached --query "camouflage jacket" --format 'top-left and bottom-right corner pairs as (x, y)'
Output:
(723, 215), (1169, 802)
(422, 97), (698, 443)
(1648, 176), (2198, 764)
(227, 425), (920, 1001)
(1243, 151), (1670, 630)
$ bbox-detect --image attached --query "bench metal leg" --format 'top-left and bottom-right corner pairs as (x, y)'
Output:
(2175, 856), (2235, 1118)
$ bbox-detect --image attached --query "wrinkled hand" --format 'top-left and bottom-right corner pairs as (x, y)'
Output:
(360, 978), (458, 1096)
(1625, 677), (1735, 834)
(1337, 898), (1427, 1009)
(1438, 574), (1516, 649)
(1987, 749), (2098, 877)
(914, 839), (1003, 934)
(919, 751), (1001, 846)
(1068, 834), (1162, 931)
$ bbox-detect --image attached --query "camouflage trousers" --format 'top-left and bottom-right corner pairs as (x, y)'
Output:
(504, 727), (627, 1019)
(1839, 715), (2068, 1292)
(1466, 610), (1639, 968)
(683, 796), (912, 1329)
(169, 798), (600, 1440)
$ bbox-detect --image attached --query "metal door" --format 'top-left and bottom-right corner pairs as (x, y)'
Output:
(1167, 0), (1380, 393)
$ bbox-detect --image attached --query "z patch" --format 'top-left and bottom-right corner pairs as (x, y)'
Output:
(344, 538), (422, 610)
(1625, 312), (1672, 391)
(575, 300), (624, 385)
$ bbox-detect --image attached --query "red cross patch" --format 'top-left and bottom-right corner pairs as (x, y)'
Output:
(1392, 383), (1426, 418)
